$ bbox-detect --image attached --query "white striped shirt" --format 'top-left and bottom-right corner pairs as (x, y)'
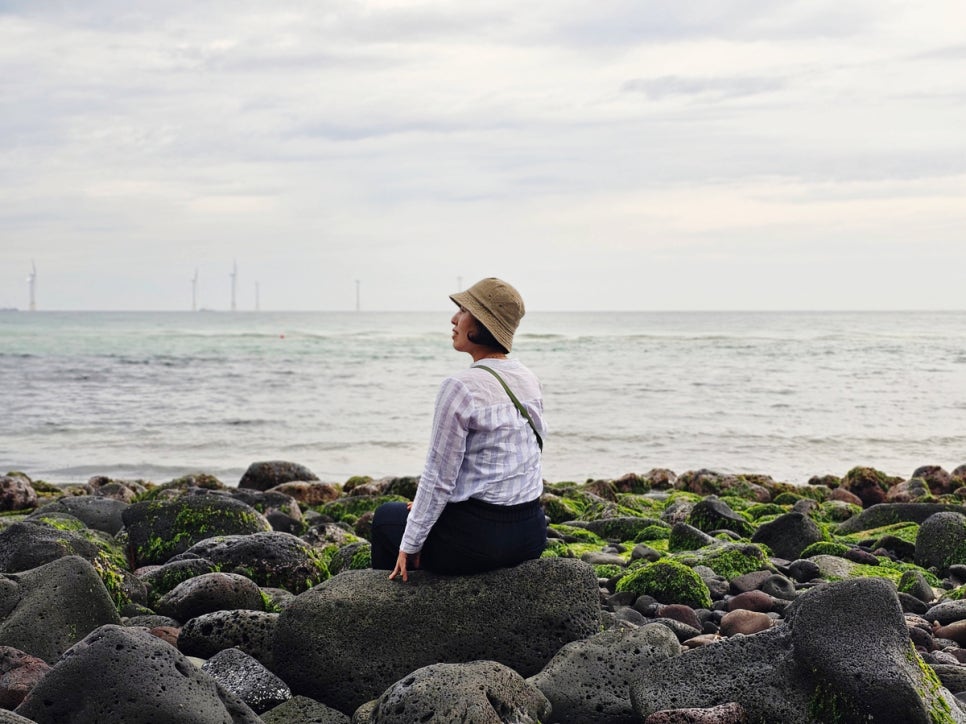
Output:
(400, 357), (545, 554)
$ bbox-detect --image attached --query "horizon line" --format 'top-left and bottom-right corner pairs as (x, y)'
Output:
(3, 307), (964, 314)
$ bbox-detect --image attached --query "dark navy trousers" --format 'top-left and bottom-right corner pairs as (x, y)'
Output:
(370, 497), (547, 575)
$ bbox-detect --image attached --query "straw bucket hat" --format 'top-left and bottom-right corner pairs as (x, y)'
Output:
(449, 277), (525, 352)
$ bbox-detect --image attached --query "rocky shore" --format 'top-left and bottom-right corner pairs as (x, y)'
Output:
(2, 461), (966, 722)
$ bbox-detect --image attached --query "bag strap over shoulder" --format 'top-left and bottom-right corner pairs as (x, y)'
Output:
(476, 365), (544, 452)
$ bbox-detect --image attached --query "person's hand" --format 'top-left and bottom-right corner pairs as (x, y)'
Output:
(389, 550), (420, 582)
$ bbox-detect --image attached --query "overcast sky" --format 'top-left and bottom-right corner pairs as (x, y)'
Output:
(1, 1), (964, 311)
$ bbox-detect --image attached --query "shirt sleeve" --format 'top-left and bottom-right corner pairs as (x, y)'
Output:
(400, 376), (473, 554)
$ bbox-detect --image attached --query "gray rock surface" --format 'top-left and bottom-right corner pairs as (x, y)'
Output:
(629, 578), (966, 723)
(238, 460), (319, 491)
(0, 556), (120, 663)
(202, 647), (291, 714)
(156, 572), (266, 623)
(751, 512), (823, 560)
(169, 531), (327, 593)
(274, 558), (600, 714)
(363, 660), (550, 724)
(916, 512), (966, 573)
(178, 610), (279, 668)
(31, 495), (128, 535)
(837, 503), (966, 534)
(122, 495), (272, 567)
(528, 623), (681, 724)
(0, 521), (100, 573)
(262, 695), (350, 724)
(15, 624), (261, 723)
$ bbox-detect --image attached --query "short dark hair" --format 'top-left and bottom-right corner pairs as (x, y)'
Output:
(468, 319), (509, 354)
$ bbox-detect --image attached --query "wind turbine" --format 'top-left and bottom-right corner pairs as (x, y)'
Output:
(191, 268), (198, 312)
(27, 261), (36, 311)
(230, 261), (237, 312)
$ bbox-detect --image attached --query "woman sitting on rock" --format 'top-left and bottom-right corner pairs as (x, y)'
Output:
(371, 277), (547, 580)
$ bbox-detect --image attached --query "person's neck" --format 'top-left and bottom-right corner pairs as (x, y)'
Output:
(470, 349), (507, 363)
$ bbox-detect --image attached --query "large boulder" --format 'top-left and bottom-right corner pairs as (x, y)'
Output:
(178, 610), (279, 668)
(122, 495), (271, 567)
(837, 503), (966, 535)
(238, 461), (319, 492)
(169, 531), (328, 593)
(0, 556), (120, 663)
(155, 572), (266, 623)
(629, 578), (965, 722)
(360, 660), (550, 724)
(14, 625), (261, 723)
(0, 521), (100, 572)
(30, 496), (128, 535)
(915, 512), (966, 573)
(687, 496), (754, 537)
(528, 623), (681, 724)
(751, 512), (823, 560)
(274, 558), (600, 714)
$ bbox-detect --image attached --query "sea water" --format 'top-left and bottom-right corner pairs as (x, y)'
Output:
(1, 310), (963, 486)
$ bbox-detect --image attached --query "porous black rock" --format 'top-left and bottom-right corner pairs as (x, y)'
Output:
(837, 503), (966, 535)
(528, 623), (680, 724)
(261, 695), (349, 723)
(15, 625), (261, 723)
(0, 556), (120, 663)
(122, 495), (272, 567)
(362, 660), (551, 724)
(687, 496), (754, 537)
(238, 461), (319, 492)
(201, 647), (291, 714)
(138, 557), (221, 605)
(178, 610), (279, 669)
(274, 558), (600, 714)
(915, 512), (966, 574)
(30, 495), (128, 535)
(629, 577), (964, 722)
(0, 521), (100, 573)
(751, 512), (823, 561)
(155, 572), (266, 623)
(168, 531), (327, 593)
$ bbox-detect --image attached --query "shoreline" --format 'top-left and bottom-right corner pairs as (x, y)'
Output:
(3, 461), (966, 720)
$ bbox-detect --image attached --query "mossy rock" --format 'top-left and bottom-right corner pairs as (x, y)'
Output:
(540, 539), (573, 558)
(615, 559), (712, 608)
(632, 523), (672, 543)
(136, 473), (227, 501)
(687, 496), (755, 538)
(541, 494), (585, 524)
(327, 541), (372, 576)
(801, 541), (851, 558)
(315, 495), (408, 526)
(667, 523), (715, 553)
(746, 503), (787, 520)
(614, 493), (664, 517)
(675, 542), (772, 580)
(122, 495), (271, 567)
(815, 501), (863, 524)
(564, 517), (665, 543)
(593, 563), (625, 579)
(549, 524), (606, 545)
(170, 531), (330, 593)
